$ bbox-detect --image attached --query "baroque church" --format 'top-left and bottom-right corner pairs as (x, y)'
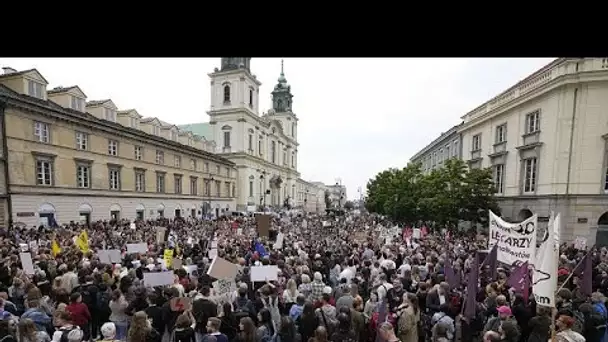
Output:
(180, 58), (303, 211)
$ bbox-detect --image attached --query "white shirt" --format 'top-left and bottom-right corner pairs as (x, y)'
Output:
(377, 282), (394, 301)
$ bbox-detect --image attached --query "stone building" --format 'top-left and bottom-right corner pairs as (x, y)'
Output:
(0, 67), (237, 227)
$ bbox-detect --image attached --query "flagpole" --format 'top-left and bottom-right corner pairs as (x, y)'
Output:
(555, 246), (594, 293)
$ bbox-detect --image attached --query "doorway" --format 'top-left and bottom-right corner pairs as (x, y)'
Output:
(110, 211), (120, 220)
(39, 213), (55, 228)
(517, 209), (533, 221)
(596, 212), (608, 247)
(215, 208), (220, 218)
(191, 209), (196, 218)
(79, 212), (91, 227)
(136, 210), (144, 221)
(175, 209), (181, 218)
(158, 210), (165, 218)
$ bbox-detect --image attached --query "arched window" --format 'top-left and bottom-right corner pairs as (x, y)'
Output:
(223, 85), (231, 103)
(277, 99), (283, 111)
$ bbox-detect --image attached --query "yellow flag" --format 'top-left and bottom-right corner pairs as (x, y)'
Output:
(164, 249), (174, 268)
(51, 239), (62, 256)
(175, 244), (181, 256)
(76, 230), (90, 254)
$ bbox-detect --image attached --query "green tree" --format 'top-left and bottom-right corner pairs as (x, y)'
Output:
(343, 200), (355, 210)
(460, 166), (500, 224)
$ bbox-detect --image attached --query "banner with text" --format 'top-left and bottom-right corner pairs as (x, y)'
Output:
(488, 210), (538, 266)
(533, 212), (560, 307)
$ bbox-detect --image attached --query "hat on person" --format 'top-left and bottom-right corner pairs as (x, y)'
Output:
(496, 306), (512, 315)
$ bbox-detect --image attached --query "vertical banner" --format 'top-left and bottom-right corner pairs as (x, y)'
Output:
(532, 212), (560, 307)
(488, 211), (537, 266)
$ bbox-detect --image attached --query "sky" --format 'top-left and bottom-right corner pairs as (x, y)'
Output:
(0, 58), (555, 200)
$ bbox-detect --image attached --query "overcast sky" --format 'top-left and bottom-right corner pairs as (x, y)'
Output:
(1, 58), (555, 199)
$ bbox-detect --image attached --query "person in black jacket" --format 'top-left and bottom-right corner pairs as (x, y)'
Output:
(162, 287), (183, 339)
(144, 292), (164, 337)
(579, 303), (606, 342)
(192, 286), (217, 342)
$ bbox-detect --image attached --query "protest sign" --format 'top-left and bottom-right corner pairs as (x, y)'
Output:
(533, 212), (560, 307)
(250, 265), (279, 282)
(19, 253), (35, 275)
(256, 214), (271, 237)
(207, 256), (238, 279)
(170, 297), (192, 312)
(143, 271), (175, 287)
(574, 236), (587, 250)
(488, 210), (538, 266)
(127, 243), (148, 254)
(163, 249), (174, 268)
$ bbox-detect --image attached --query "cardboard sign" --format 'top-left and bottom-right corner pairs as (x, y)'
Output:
(170, 297), (192, 312)
(250, 265), (279, 282)
(256, 214), (271, 237)
(19, 253), (35, 275)
(163, 249), (174, 268)
(127, 243), (148, 254)
(143, 271), (175, 287)
(207, 256), (238, 279)
(156, 227), (166, 244)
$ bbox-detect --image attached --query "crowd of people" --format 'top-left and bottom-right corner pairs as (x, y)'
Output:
(0, 212), (604, 342)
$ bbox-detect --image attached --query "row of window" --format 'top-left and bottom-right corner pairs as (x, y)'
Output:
(471, 110), (540, 151)
(33, 121), (233, 177)
(492, 158), (537, 194)
(224, 131), (297, 168)
(36, 157), (236, 196)
(423, 139), (460, 171)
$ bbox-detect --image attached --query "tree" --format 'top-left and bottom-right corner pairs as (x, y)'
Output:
(365, 158), (499, 227)
(343, 200), (355, 210)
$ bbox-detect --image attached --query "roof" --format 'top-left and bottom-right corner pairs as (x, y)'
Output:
(178, 122), (212, 139)
(0, 68), (49, 84)
(86, 99), (111, 106)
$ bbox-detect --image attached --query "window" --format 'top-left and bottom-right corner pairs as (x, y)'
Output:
(171, 131), (178, 141)
(190, 177), (198, 195)
(130, 117), (138, 129)
(249, 181), (254, 197)
(226, 167), (230, 177)
(155, 150), (164, 164)
(453, 140), (459, 157)
(134, 146), (142, 160)
(248, 134), (253, 151)
(232, 183), (236, 197)
(292, 152), (295, 167)
(472, 134), (481, 151)
(135, 171), (145, 192)
(204, 179), (211, 196)
(225, 182), (230, 197)
(215, 180), (221, 197)
(34, 122), (49, 143)
(204, 162), (209, 173)
(109, 168), (121, 190)
(283, 151), (287, 165)
(35, 158), (53, 186)
(76, 164), (91, 188)
(153, 125), (160, 135)
(605, 165), (608, 192)
(105, 108), (116, 122)
(108, 140), (118, 156)
(432, 152), (437, 166)
(439, 149), (444, 163)
(190, 159), (196, 170)
(174, 155), (181, 168)
(28, 80), (44, 99)
(249, 89), (253, 106)
(523, 158), (537, 193)
(156, 173), (166, 193)
(71, 97), (84, 111)
(223, 85), (231, 103)
(445, 144), (451, 159)
(174, 175), (182, 194)
(493, 164), (504, 193)
(292, 123), (295, 137)
(187, 137), (192, 146)
(216, 165), (220, 175)
(495, 124), (507, 143)
(525, 110), (540, 133)
(75, 132), (88, 150)
(258, 138), (263, 156)
(271, 141), (276, 163)
(223, 131), (231, 148)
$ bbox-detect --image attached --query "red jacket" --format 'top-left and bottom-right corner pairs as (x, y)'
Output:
(66, 302), (91, 326)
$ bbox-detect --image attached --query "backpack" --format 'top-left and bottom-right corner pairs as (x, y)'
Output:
(97, 291), (111, 315)
(233, 299), (252, 320)
(59, 326), (80, 342)
(572, 310), (585, 334)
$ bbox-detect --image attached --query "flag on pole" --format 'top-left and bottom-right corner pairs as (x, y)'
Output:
(507, 261), (530, 303)
(480, 244), (498, 281)
(573, 252), (593, 296)
(532, 212), (560, 307)
(75, 230), (90, 254)
(51, 239), (62, 257)
(464, 253), (479, 320)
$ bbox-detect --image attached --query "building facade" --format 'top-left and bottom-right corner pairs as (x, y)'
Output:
(326, 182), (347, 208)
(410, 124), (463, 174)
(0, 67), (237, 227)
(454, 58), (608, 244)
(295, 178), (325, 213)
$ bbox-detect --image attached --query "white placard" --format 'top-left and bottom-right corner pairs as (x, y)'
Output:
(207, 256), (238, 279)
(322, 221), (331, 227)
(211, 240), (218, 249)
(274, 233), (284, 250)
(237, 228), (243, 235)
(19, 253), (35, 275)
(213, 278), (236, 296)
(184, 265), (198, 275)
(143, 271), (175, 287)
(412, 229), (421, 239)
(19, 243), (28, 253)
(302, 219), (308, 229)
(130, 222), (136, 230)
(574, 236), (587, 250)
(99, 249), (122, 264)
(250, 265), (279, 282)
(127, 243), (148, 254)
(488, 210), (538, 266)
(208, 248), (218, 259)
(533, 212), (560, 307)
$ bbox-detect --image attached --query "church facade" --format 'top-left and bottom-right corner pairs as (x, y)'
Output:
(204, 58), (304, 211)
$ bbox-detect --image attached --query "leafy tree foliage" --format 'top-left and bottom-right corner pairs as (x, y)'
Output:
(343, 201), (355, 210)
(365, 159), (499, 227)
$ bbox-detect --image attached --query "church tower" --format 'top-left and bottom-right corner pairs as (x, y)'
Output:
(268, 60), (298, 142)
(208, 57), (260, 114)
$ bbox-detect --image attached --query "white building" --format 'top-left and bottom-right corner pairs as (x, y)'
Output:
(455, 58), (608, 244)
